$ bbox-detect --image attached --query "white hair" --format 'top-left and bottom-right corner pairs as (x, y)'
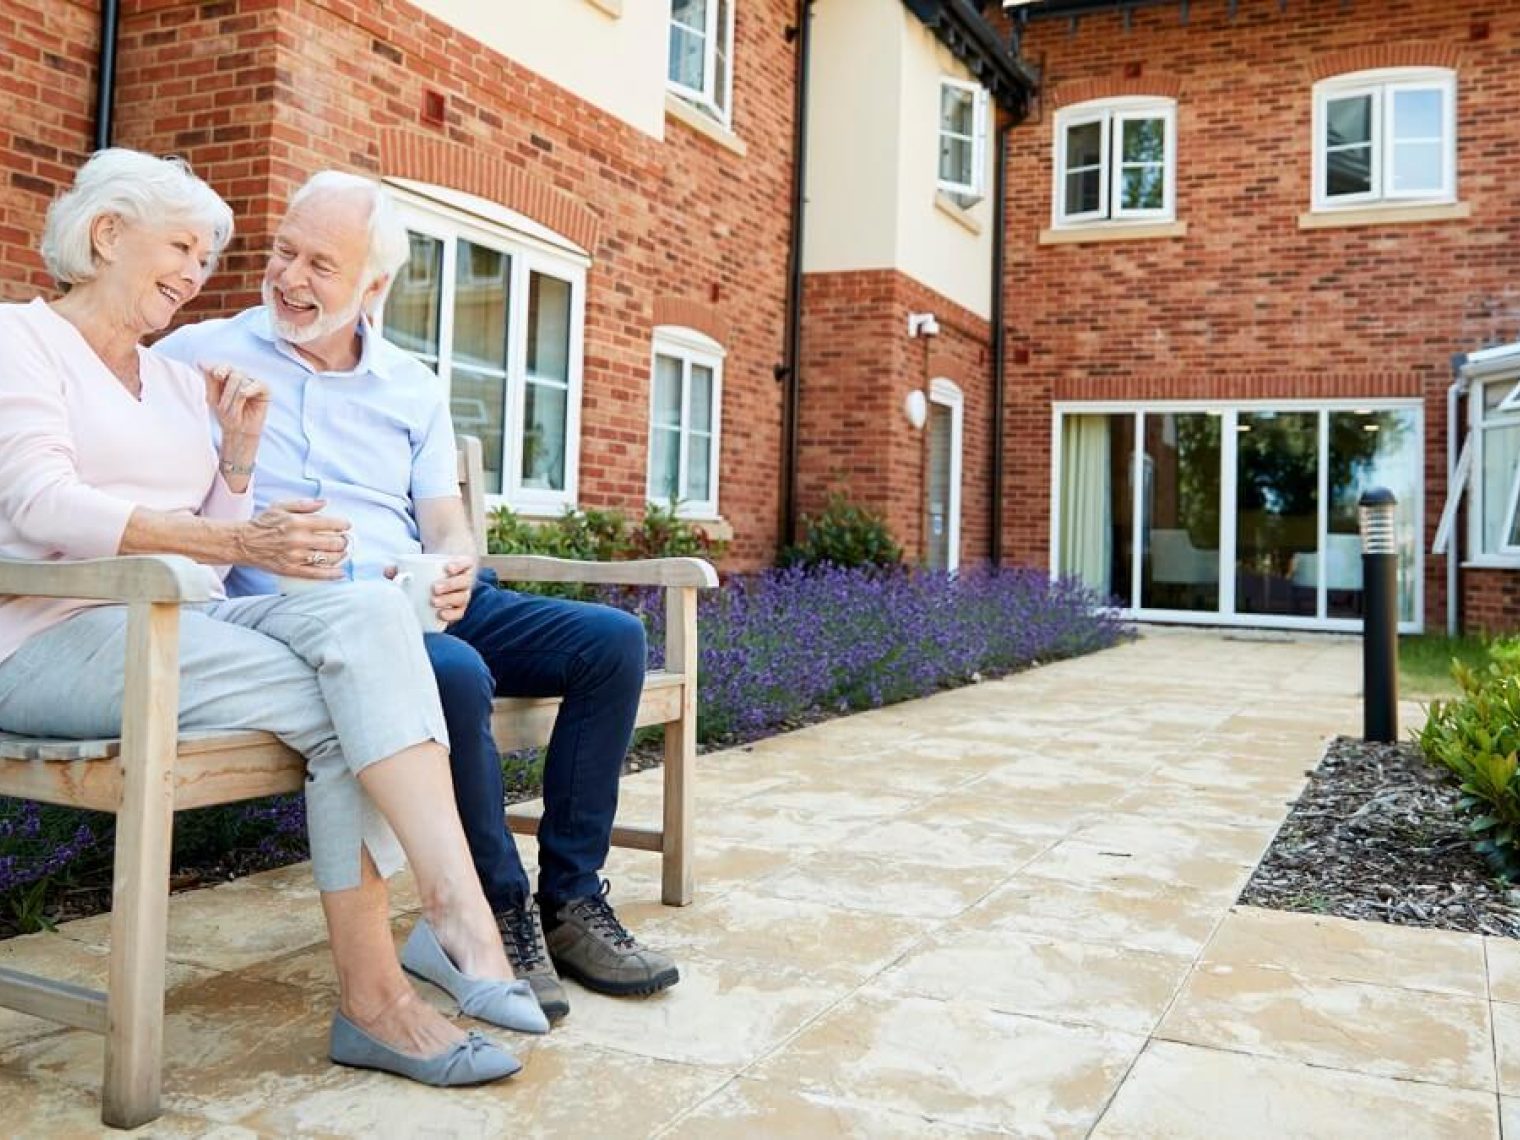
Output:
(289, 171), (411, 301)
(40, 149), (234, 287)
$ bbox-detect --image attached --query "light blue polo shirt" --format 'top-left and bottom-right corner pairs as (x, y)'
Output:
(155, 307), (459, 596)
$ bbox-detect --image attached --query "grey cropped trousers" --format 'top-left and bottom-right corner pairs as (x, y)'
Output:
(0, 582), (448, 892)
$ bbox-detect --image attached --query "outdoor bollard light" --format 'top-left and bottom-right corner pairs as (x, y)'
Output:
(1358, 487), (1399, 743)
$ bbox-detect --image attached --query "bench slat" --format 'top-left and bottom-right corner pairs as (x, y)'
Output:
(0, 967), (108, 1034)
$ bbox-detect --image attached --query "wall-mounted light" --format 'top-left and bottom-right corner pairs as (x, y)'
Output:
(907, 312), (940, 338)
(904, 390), (928, 430)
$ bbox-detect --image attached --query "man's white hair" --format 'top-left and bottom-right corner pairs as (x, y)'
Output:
(289, 171), (411, 307)
(40, 148), (234, 287)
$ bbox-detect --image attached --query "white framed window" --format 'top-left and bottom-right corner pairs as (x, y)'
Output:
(668, 0), (734, 125)
(647, 326), (723, 519)
(382, 192), (587, 513)
(938, 79), (988, 201)
(1312, 68), (1456, 210)
(1052, 98), (1177, 227)
(1468, 374), (1520, 560)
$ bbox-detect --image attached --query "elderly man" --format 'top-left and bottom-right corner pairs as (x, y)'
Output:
(159, 172), (678, 1022)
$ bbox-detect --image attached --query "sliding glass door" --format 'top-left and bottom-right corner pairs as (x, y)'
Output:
(1054, 402), (1422, 631)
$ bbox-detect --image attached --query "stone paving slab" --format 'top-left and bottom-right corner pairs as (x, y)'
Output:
(0, 630), (1511, 1137)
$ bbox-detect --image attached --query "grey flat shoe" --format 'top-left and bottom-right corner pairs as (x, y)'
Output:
(401, 918), (551, 1034)
(329, 1012), (521, 1086)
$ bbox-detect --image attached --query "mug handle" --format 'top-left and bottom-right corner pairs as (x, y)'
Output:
(392, 571), (414, 589)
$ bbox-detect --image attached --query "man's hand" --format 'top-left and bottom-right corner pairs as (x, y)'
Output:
(383, 554), (476, 625)
(431, 555), (477, 625)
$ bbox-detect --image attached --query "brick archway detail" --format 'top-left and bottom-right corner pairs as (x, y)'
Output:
(1310, 44), (1461, 81)
(924, 352), (968, 387)
(1052, 75), (1183, 109)
(380, 128), (602, 254)
(653, 296), (730, 345)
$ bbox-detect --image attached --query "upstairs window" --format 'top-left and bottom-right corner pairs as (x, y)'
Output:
(648, 327), (723, 519)
(1312, 68), (1456, 210)
(938, 79), (988, 202)
(669, 0), (734, 125)
(1052, 98), (1177, 227)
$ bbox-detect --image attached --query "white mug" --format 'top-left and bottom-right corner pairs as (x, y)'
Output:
(391, 552), (456, 633)
(274, 531), (354, 595)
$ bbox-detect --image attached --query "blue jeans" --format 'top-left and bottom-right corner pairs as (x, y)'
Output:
(426, 571), (646, 911)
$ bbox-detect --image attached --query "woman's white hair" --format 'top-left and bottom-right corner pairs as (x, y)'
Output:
(289, 171), (411, 302)
(40, 148), (234, 287)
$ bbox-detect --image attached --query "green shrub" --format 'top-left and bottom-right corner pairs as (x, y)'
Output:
(778, 493), (902, 570)
(1419, 638), (1520, 880)
(485, 502), (727, 599)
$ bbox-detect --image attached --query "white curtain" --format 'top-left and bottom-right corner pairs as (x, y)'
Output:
(1061, 415), (1113, 594)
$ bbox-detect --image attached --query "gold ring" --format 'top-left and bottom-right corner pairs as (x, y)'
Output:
(308, 552), (328, 566)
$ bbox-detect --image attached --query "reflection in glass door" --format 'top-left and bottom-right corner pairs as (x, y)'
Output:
(1235, 411), (1319, 617)
(1054, 403), (1423, 630)
(1141, 413), (1221, 612)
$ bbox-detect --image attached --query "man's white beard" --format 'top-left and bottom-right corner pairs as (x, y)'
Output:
(263, 280), (366, 345)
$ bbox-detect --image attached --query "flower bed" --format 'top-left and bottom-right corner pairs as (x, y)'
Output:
(0, 565), (1124, 934)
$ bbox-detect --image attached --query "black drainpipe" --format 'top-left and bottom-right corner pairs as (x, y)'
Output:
(777, 0), (814, 550)
(989, 118), (1010, 567)
(94, 0), (121, 150)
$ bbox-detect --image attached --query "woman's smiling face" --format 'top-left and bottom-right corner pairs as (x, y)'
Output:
(95, 215), (214, 333)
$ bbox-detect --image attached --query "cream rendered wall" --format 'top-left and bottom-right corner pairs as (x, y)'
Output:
(801, 0), (903, 275)
(895, 17), (993, 320)
(406, 0), (668, 138)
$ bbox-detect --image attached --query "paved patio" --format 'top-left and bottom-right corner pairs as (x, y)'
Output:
(0, 629), (1514, 1137)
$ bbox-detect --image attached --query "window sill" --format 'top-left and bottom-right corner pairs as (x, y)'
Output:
(1039, 220), (1187, 245)
(649, 511), (732, 543)
(665, 93), (747, 157)
(1298, 201), (1471, 230)
(1460, 557), (1520, 571)
(584, 0), (621, 15)
(935, 192), (983, 235)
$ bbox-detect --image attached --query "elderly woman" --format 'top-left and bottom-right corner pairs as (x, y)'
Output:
(0, 149), (547, 1087)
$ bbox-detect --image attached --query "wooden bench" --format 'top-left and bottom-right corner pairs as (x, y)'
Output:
(0, 435), (716, 1128)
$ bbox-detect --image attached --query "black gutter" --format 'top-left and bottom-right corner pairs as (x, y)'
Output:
(989, 119), (1011, 566)
(1009, 0), (1181, 18)
(94, 0), (121, 151)
(904, 0), (1039, 111)
(778, 0), (814, 550)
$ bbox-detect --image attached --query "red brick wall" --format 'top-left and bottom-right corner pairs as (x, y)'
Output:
(0, 0), (100, 300)
(1000, 0), (1520, 631)
(800, 269), (993, 566)
(2, 0), (797, 569)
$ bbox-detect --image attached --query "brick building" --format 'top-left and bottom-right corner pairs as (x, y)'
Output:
(1002, 0), (1520, 634)
(4, 0), (1519, 633)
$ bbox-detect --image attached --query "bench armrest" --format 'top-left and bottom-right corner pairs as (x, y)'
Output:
(479, 554), (718, 589)
(0, 555), (215, 604)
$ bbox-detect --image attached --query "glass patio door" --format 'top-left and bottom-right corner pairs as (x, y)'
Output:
(1056, 403), (1422, 630)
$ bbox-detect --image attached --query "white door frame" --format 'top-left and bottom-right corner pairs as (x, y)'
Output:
(1049, 397), (1426, 633)
(929, 378), (964, 572)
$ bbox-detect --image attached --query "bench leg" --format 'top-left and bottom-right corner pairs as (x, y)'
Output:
(661, 587), (697, 906)
(102, 603), (179, 1128)
(661, 715), (695, 906)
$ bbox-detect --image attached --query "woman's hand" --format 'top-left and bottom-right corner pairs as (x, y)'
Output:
(237, 499), (351, 579)
(202, 363), (270, 441)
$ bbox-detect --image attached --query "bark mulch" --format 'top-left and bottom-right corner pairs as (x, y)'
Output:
(1239, 735), (1520, 939)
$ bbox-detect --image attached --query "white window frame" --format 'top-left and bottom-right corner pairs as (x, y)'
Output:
(383, 192), (588, 514)
(1466, 374), (1520, 563)
(937, 78), (989, 201)
(1051, 97), (1177, 228)
(668, 0), (735, 127)
(1311, 68), (1457, 212)
(647, 325), (724, 519)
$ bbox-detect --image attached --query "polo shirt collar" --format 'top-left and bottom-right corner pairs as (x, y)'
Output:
(252, 306), (392, 379)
